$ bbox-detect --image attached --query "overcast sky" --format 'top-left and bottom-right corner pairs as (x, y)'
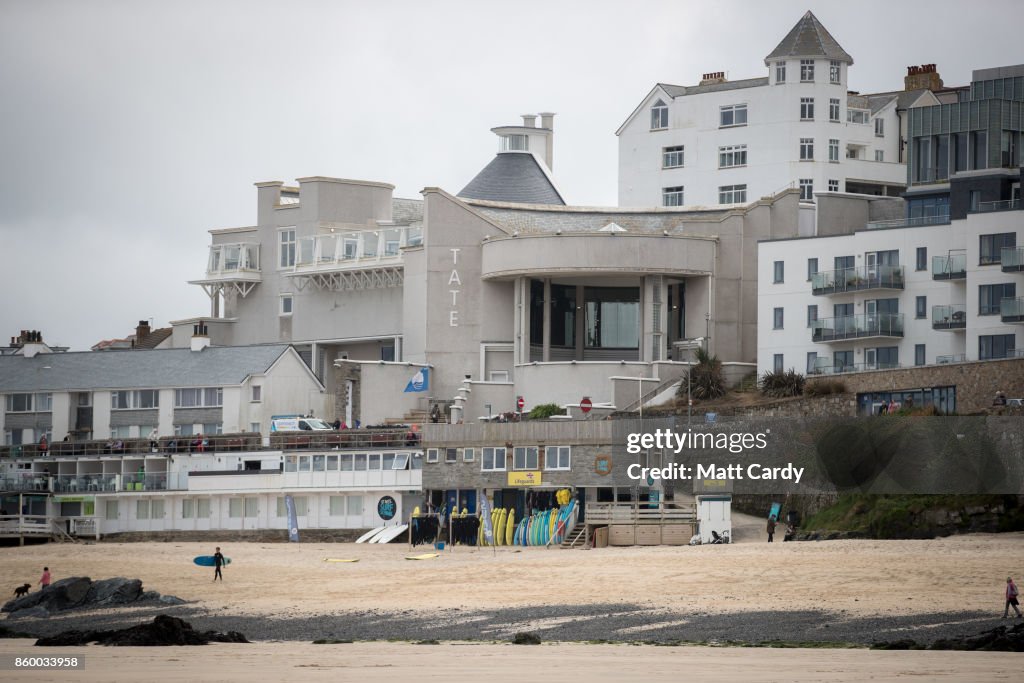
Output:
(1, 0), (1021, 351)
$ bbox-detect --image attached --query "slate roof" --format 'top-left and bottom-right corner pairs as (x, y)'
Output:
(0, 345), (297, 392)
(765, 11), (853, 64)
(458, 153), (565, 206)
(659, 77), (769, 98)
(134, 328), (172, 350)
(391, 197), (424, 226)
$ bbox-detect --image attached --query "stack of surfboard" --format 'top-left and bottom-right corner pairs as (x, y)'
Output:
(477, 506), (516, 546)
(512, 498), (577, 547)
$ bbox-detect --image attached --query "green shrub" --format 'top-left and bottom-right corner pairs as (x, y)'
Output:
(528, 403), (563, 419)
(806, 379), (846, 396)
(760, 368), (806, 397)
(676, 347), (726, 401)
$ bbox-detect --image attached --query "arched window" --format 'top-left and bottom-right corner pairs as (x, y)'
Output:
(650, 99), (668, 130)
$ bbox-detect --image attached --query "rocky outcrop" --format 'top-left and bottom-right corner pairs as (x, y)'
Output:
(873, 622), (1024, 652)
(2, 577), (184, 618)
(35, 615), (249, 647)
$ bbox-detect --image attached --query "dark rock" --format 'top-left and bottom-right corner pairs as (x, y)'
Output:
(36, 615), (250, 647)
(876, 623), (1024, 652)
(3, 577), (92, 615)
(158, 595), (186, 606)
(140, 591), (161, 601)
(7, 606), (50, 620)
(512, 632), (541, 645)
(0, 623), (36, 638)
(85, 578), (143, 606)
(871, 638), (921, 650)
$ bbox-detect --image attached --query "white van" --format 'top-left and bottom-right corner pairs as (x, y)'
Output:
(270, 416), (335, 432)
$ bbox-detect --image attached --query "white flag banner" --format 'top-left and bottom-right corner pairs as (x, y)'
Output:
(479, 495), (493, 545)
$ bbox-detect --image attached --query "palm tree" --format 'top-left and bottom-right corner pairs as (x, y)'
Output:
(677, 347), (726, 401)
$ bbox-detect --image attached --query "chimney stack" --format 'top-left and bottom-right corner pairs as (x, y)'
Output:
(700, 71), (727, 86)
(190, 322), (211, 352)
(905, 64), (943, 91)
(135, 320), (151, 346)
(521, 114), (537, 128)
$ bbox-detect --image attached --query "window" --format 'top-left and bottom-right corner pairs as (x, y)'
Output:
(807, 304), (818, 327)
(463, 447), (475, 462)
(513, 446), (539, 470)
(662, 186), (684, 207)
(481, 447), (506, 471)
(182, 499), (194, 519)
(773, 261), (784, 283)
(800, 59), (814, 82)
(773, 307), (784, 329)
(244, 497), (257, 518)
(829, 60), (841, 84)
(110, 426), (132, 439)
(445, 448), (458, 463)
(800, 138), (814, 160)
(279, 229), (296, 268)
(662, 145), (684, 168)
(799, 179), (813, 201)
(229, 499), (243, 518)
(806, 352), (818, 374)
(800, 97), (814, 120)
(829, 98), (840, 122)
(874, 150), (884, 162)
(773, 354), (784, 373)
(174, 424), (194, 437)
(775, 61), (786, 83)
(545, 446), (571, 470)
(807, 258), (818, 281)
(197, 499), (210, 517)
(276, 496), (308, 517)
(828, 179), (839, 192)
(915, 344), (926, 367)
(718, 184), (747, 204)
(329, 496), (345, 516)
(980, 233), (1016, 265)
(500, 134), (528, 151)
(105, 500), (118, 521)
(152, 500), (165, 519)
(719, 104), (747, 127)
(5, 394), (32, 412)
(970, 190), (981, 212)
(828, 139), (839, 162)
(174, 387), (223, 408)
(488, 371), (509, 382)
(979, 283), (1015, 315)
(972, 131), (988, 170)
(426, 448), (439, 463)
(916, 247), (927, 271)
(347, 495), (363, 516)
(250, 385), (262, 403)
(979, 334), (1016, 360)
(280, 294), (293, 316)
(874, 118), (884, 137)
(111, 390), (158, 410)
(718, 144), (747, 168)
(847, 109), (869, 125)
(916, 296), (927, 319)
(650, 100), (668, 130)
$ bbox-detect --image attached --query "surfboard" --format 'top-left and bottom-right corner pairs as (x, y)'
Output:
(355, 526), (386, 543)
(323, 558), (360, 563)
(193, 556), (231, 567)
(373, 524), (409, 544)
(496, 508), (507, 546)
(405, 553), (439, 560)
(505, 509), (515, 546)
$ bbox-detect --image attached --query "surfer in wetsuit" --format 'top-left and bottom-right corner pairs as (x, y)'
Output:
(213, 547), (225, 581)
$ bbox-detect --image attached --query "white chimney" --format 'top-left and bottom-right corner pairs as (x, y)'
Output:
(18, 330), (49, 358)
(538, 112), (556, 171)
(521, 114), (537, 128)
(190, 323), (211, 352)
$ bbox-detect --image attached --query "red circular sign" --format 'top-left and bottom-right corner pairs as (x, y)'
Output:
(580, 397), (593, 413)
(516, 396), (525, 409)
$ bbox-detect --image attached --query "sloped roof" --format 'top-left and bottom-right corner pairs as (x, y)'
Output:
(0, 345), (299, 392)
(659, 77), (769, 98)
(765, 11), (853, 64)
(458, 153), (565, 206)
(134, 328), (172, 350)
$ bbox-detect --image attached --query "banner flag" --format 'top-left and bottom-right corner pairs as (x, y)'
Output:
(285, 494), (300, 543)
(479, 494), (494, 546)
(404, 368), (429, 393)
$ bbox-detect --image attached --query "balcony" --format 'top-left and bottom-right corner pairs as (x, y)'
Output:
(932, 254), (967, 281)
(936, 354), (967, 365)
(190, 242), (262, 299)
(809, 362), (901, 376)
(932, 304), (966, 330)
(1002, 247), (1024, 273)
(811, 265), (905, 296)
(975, 199), (1021, 214)
(811, 313), (904, 343)
(865, 215), (951, 230)
(1001, 297), (1024, 324)
(286, 226), (422, 291)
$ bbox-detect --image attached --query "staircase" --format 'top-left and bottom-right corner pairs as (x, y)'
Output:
(560, 523), (587, 549)
(50, 520), (79, 544)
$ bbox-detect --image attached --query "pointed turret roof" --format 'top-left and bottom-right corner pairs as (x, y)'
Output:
(765, 11), (853, 65)
(458, 153), (565, 206)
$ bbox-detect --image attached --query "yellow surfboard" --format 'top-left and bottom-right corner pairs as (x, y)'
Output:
(406, 553), (440, 560)
(505, 508), (515, 546)
(496, 508), (508, 546)
(324, 558), (360, 563)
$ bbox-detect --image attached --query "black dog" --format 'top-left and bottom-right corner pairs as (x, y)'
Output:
(14, 583), (31, 598)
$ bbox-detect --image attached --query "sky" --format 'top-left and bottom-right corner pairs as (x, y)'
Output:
(1, 0), (1022, 351)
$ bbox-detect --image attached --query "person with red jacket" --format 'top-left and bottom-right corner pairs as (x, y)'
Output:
(1005, 577), (1022, 618)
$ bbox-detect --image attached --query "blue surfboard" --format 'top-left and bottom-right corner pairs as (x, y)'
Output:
(193, 555), (231, 567)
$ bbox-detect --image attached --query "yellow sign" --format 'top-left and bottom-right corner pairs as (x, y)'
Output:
(507, 471), (542, 487)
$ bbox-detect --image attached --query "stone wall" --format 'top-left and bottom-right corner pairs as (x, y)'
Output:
(805, 358), (1024, 415)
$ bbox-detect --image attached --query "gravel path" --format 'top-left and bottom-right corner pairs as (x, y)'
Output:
(6, 602), (1002, 646)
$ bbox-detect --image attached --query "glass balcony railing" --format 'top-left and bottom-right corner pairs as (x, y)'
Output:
(1002, 246), (1024, 272)
(811, 313), (904, 342)
(975, 199), (1021, 213)
(1001, 297), (1024, 323)
(294, 226), (422, 271)
(206, 243), (261, 278)
(936, 354), (967, 365)
(810, 265), (905, 295)
(808, 362), (901, 376)
(932, 305), (966, 330)
(932, 253), (967, 280)
(865, 215), (950, 230)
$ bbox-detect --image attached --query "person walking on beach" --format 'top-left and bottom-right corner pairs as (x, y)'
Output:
(38, 567), (51, 590)
(213, 548), (225, 582)
(766, 515), (777, 543)
(1005, 577), (1022, 618)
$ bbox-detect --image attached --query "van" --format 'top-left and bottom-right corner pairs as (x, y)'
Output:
(270, 416), (335, 432)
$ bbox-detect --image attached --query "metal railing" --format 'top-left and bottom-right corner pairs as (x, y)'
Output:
(865, 215), (950, 230)
(932, 254), (967, 280)
(809, 362), (901, 376)
(1001, 297), (1024, 323)
(936, 354), (967, 364)
(975, 199), (1021, 213)
(1002, 246), (1024, 272)
(811, 313), (904, 342)
(51, 474), (118, 493)
(811, 264), (905, 295)
(586, 501), (696, 525)
(293, 226), (422, 271)
(932, 304), (966, 330)
(206, 243), (260, 277)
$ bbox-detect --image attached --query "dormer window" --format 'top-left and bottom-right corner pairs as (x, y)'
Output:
(650, 100), (668, 130)
(500, 134), (529, 152)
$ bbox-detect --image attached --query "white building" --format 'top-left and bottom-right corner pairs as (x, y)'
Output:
(617, 11), (943, 208)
